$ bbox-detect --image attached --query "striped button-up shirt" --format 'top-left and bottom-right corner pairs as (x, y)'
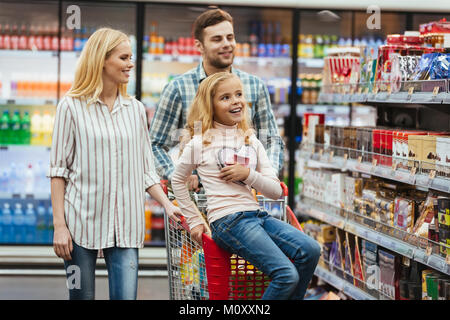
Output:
(48, 94), (160, 249)
(149, 63), (285, 180)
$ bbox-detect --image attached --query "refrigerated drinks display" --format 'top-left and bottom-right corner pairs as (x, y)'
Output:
(0, 1), (58, 245)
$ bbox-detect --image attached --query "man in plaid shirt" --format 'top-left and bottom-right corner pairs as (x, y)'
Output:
(149, 8), (284, 187)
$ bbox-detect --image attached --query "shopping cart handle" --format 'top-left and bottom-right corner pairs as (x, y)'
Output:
(280, 182), (288, 197)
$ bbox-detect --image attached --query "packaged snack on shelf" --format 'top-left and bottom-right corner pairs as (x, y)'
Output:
(353, 236), (365, 289)
(378, 249), (400, 300)
(436, 136), (450, 178)
(408, 134), (424, 170)
(361, 239), (379, 296)
(394, 197), (415, 233)
(422, 269), (435, 300)
(409, 194), (436, 248)
(336, 229), (347, 276)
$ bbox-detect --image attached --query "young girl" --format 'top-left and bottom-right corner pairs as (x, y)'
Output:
(171, 72), (321, 300)
(48, 28), (182, 300)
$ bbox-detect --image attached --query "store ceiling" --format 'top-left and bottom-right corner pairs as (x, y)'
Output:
(126, 0), (450, 12)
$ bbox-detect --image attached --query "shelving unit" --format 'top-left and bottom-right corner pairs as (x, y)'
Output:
(298, 195), (450, 275)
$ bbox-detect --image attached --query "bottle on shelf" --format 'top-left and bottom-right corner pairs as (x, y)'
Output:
(1, 203), (13, 243)
(9, 110), (21, 144)
(18, 24), (28, 50)
(0, 110), (10, 145)
(20, 111), (31, 145)
(24, 202), (36, 244)
(0, 24), (4, 49)
(35, 201), (47, 244)
(12, 202), (25, 243)
(30, 110), (43, 145)
(10, 24), (19, 50)
(41, 110), (53, 147)
(3, 24), (11, 50)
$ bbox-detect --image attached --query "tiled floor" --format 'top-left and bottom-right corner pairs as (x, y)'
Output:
(0, 275), (169, 300)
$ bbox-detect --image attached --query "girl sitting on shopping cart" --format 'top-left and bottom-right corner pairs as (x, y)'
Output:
(171, 72), (321, 300)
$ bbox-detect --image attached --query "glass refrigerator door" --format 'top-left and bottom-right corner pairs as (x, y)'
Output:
(60, 1), (137, 98)
(0, 0), (59, 245)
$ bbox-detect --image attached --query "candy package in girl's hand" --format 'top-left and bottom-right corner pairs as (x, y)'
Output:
(411, 53), (440, 81)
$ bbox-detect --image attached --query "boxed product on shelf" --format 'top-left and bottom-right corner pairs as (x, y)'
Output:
(393, 197), (415, 234)
(353, 236), (365, 289)
(322, 47), (360, 90)
(437, 196), (450, 257)
(436, 137), (450, 178)
(303, 113), (324, 144)
(361, 239), (379, 296)
(378, 249), (400, 300)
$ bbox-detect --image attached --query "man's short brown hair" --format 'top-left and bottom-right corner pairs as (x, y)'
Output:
(193, 8), (233, 43)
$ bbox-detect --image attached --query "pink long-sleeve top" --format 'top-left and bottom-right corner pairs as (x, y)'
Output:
(171, 121), (282, 230)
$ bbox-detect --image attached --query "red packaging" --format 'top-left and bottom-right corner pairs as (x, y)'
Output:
(372, 129), (382, 163)
(381, 129), (394, 166)
(303, 113), (325, 127)
(420, 18), (450, 34)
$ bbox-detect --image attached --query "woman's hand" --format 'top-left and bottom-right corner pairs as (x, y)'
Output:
(164, 202), (183, 223)
(219, 164), (250, 182)
(186, 175), (200, 192)
(190, 224), (208, 244)
(53, 225), (73, 261)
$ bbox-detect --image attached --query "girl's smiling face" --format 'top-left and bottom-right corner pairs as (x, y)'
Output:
(212, 76), (245, 126)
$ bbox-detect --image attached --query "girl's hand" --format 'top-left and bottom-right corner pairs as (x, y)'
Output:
(190, 224), (208, 244)
(53, 225), (73, 261)
(186, 175), (200, 192)
(164, 202), (183, 223)
(219, 164), (250, 182)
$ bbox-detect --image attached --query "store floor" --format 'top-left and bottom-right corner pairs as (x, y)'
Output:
(0, 274), (169, 300)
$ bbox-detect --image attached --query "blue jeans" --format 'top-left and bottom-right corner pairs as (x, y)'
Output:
(210, 210), (321, 300)
(63, 241), (139, 300)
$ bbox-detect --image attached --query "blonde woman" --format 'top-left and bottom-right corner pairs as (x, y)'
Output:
(48, 28), (182, 300)
(172, 72), (321, 300)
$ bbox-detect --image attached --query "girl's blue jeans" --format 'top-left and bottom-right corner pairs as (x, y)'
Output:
(210, 209), (321, 300)
(63, 241), (138, 300)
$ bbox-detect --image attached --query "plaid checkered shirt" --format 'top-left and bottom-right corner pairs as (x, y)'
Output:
(149, 63), (285, 180)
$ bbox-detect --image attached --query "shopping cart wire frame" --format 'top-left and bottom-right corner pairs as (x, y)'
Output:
(163, 181), (303, 300)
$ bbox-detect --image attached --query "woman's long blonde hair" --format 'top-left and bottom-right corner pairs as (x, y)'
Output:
(180, 72), (253, 153)
(66, 27), (130, 105)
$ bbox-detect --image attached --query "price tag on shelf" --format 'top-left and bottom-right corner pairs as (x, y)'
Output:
(409, 167), (417, 184)
(432, 86), (440, 97)
(391, 161), (398, 172)
(407, 87), (414, 99)
(426, 244), (433, 257)
(329, 151), (334, 163)
(371, 159), (378, 172)
(429, 169), (436, 180)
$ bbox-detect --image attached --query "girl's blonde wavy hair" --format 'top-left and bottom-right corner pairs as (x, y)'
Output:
(66, 27), (131, 105)
(180, 72), (253, 154)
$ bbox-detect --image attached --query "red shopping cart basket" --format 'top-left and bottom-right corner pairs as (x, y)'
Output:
(163, 181), (303, 300)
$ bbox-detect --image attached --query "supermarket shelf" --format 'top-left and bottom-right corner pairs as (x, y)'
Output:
(314, 265), (377, 300)
(142, 53), (323, 68)
(298, 196), (450, 275)
(318, 80), (450, 105)
(299, 148), (450, 194)
(0, 245), (167, 268)
(0, 98), (57, 106)
(0, 50), (58, 59)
